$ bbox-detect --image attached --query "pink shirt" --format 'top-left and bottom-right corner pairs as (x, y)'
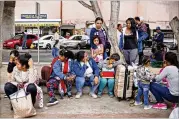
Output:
(160, 68), (169, 87)
(91, 44), (103, 62)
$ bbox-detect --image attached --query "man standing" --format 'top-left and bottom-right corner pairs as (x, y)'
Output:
(134, 17), (149, 65)
(52, 28), (60, 58)
(22, 30), (27, 49)
(117, 24), (122, 46)
(153, 26), (164, 45)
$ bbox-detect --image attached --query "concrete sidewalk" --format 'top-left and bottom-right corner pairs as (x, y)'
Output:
(0, 94), (172, 118)
(1, 64), (171, 118)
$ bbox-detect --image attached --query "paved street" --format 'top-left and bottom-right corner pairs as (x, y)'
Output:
(2, 49), (90, 63)
(2, 48), (154, 63)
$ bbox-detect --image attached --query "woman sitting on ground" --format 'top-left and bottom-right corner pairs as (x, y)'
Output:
(46, 49), (76, 106)
(73, 51), (100, 99)
(150, 52), (179, 110)
(4, 53), (38, 108)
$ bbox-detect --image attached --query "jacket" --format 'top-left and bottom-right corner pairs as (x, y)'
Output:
(90, 27), (108, 49)
(73, 57), (100, 77)
(154, 32), (164, 43)
(119, 27), (139, 50)
(138, 31), (149, 53)
(98, 57), (122, 70)
(50, 59), (75, 80)
(10, 66), (38, 86)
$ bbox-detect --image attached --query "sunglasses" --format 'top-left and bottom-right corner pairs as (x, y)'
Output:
(96, 23), (102, 24)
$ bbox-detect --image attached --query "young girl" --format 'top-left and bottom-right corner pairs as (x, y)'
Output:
(151, 52), (179, 110)
(98, 53), (121, 98)
(91, 35), (104, 63)
(134, 56), (154, 110)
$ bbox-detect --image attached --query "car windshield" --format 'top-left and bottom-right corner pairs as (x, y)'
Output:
(13, 35), (22, 39)
(164, 33), (174, 38)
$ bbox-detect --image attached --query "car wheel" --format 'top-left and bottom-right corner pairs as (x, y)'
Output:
(46, 44), (51, 50)
(14, 45), (19, 50)
(77, 44), (81, 50)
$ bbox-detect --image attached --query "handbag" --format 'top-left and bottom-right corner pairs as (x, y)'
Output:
(10, 89), (36, 118)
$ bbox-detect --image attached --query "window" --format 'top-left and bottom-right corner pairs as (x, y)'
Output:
(13, 35), (22, 39)
(72, 36), (82, 40)
(43, 36), (52, 40)
(59, 36), (64, 39)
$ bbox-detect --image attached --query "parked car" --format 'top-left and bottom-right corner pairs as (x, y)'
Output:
(61, 35), (90, 49)
(32, 35), (66, 49)
(3, 34), (38, 49)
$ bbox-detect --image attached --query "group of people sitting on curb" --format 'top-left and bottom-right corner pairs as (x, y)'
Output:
(3, 17), (178, 116)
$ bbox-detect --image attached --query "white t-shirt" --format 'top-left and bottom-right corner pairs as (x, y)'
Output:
(53, 32), (60, 49)
(84, 62), (93, 77)
(117, 30), (122, 45)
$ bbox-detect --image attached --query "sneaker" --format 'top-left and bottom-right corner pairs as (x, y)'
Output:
(4, 94), (8, 98)
(152, 103), (167, 110)
(144, 105), (152, 110)
(68, 94), (73, 99)
(89, 93), (97, 99)
(97, 94), (102, 98)
(75, 92), (82, 99)
(47, 98), (59, 107)
(134, 101), (143, 106)
(109, 94), (114, 98)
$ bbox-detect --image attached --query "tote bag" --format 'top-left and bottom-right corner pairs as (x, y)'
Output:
(10, 89), (36, 118)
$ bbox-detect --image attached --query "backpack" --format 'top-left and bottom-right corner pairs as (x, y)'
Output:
(40, 57), (59, 84)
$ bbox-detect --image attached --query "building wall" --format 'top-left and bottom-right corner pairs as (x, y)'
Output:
(15, 1), (60, 19)
(15, 1), (179, 29)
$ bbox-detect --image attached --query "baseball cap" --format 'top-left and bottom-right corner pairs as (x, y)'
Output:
(156, 26), (161, 30)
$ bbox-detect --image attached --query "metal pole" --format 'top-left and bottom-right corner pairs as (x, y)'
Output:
(36, 2), (40, 64)
(37, 15), (40, 64)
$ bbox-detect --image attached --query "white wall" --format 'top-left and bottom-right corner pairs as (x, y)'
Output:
(15, 1), (60, 19)
(15, 1), (179, 29)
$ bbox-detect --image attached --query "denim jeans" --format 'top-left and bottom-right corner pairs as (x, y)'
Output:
(135, 81), (150, 106)
(22, 40), (27, 49)
(52, 47), (59, 58)
(150, 82), (179, 103)
(75, 75), (99, 94)
(98, 78), (115, 96)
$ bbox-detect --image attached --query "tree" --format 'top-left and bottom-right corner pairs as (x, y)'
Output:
(0, 1), (4, 68)
(169, 16), (179, 60)
(0, 1), (15, 67)
(79, 1), (125, 62)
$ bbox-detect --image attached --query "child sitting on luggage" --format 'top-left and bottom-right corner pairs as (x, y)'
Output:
(91, 35), (104, 63)
(97, 53), (122, 98)
(134, 56), (155, 110)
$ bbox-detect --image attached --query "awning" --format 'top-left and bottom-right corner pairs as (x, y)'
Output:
(15, 22), (60, 27)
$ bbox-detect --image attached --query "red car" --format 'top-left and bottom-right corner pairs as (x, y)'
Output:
(3, 34), (38, 49)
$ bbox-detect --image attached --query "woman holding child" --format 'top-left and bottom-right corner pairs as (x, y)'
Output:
(90, 17), (110, 59)
(150, 52), (179, 109)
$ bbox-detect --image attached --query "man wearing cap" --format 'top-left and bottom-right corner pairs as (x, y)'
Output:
(153, 27), (164, 45)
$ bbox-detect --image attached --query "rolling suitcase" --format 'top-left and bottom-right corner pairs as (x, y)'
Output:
(114, 65), (134, 100)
